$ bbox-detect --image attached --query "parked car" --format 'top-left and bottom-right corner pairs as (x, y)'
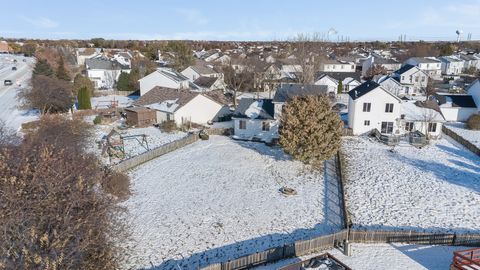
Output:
(4, 80), (13, 86)
(11, 66), (17, 71)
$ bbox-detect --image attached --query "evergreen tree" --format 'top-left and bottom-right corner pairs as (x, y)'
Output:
(116, 72), (131, 91)
(56, 55), (70, 81)
(128, 68), (140, 90)
(77, 86), (92, 110)
(337, 80), (343, 94)
(32, 59), (54, 77)
(73, 74), (94, 95)
(279, 95), (343, 167)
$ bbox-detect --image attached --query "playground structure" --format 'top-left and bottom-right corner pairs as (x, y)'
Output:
(94, 99), (119, 110)
(451, 248), (480, 270)
(101, 129), (150, 161)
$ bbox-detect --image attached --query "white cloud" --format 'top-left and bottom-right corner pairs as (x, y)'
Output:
(174, 8), (208, 25)
(21, 16), (58, 28)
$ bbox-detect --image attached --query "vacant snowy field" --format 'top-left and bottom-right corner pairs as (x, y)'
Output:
(342, 136), (480, 233)
(254, 243), (470, 270)
(124, 136), (343, 269)
(445, 122), (480, 149)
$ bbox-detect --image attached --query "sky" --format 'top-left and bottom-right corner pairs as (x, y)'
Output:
(1, 0), (480, 41)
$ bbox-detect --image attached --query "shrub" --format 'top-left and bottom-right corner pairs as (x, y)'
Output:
(279, 95), (343, 167)
(467, 114), (480, 130)
(102, 171), (131, 201)
(160, 120), (176, 132)
(93, 115), (103, 125)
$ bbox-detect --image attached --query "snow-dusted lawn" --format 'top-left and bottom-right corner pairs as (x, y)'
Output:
(124, 136), (342, 269)
(90, 95), (136, 109)
(342, 136), (480, 233)
(254, 243), (470, 270)
(90, 125), (186, 164)
(445, 122), (480, 149)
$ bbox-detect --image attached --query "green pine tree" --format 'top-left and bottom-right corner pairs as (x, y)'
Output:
(116, 72), (131, 91)
(33, 59), (54, 77)
(56, 56), (71, 81)
(337, 80), (343, 94)
(77, 86), (92, 110)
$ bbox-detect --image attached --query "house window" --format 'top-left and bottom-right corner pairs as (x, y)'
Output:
(363, 103), (371, 112)
(405, 122), (414, 131)
(341, 65), (344, 69)
(351, 65), (354, 69)
(402, 76), (405, 81)
(421, 76), (426, 82)
(381, 122), (394, 134)
(364, 120), (370, 126)
(428, 123), (437, 133)
(409, 75), (413, 82)
(167, 114), (171, 121)
(262, 121), (270, 131)
(415, 76), (419, 82)
(239, 120), (246, 130)
(385, 103), (394, 113)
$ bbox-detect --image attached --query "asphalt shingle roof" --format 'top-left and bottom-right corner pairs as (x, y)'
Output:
(273, 84), (329, 103)
(233, 98), (274, 119)
(348, 81), (380, 100)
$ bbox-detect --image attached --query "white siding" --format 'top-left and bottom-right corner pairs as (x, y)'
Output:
(440, 107), (478, 122)
(139, 71), (181, 96)
(233, 118), (279, 142)
(174, 95), (225, 126)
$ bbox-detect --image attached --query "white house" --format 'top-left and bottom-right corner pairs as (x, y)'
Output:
(315, 72), (361, 94)
(467, 79), (480, 111)
(361, 54), (401, 77)
(314, 74), (338, 94)
(139, 68), (190, 96)
(181, 64), (222, 81)
(377, 76), (406, 97)
(232, 98), (278, 143)
(392, 64), (428, 95)
(433, 93), (478, 122)
(193, 76), (226, 92)
(134, 87), (229, 126)
(319, 59), (356, 73)
(347, 81), (402, 135)
(439, 56), (465, 75)
(85, 57), (131, 89)
(458, 54), (480, 71)
(404, 57), (442, 79)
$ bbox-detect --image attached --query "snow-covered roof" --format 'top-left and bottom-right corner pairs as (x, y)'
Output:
(401, 101), (445, 122)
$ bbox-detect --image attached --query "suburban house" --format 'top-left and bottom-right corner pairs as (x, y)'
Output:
(433, 93), (478, 122)
(392, 64), (429, 95)
(232, 98), (278, 143)
(458, 54), (480, 70)
(193, 76), (226, 92)
(377, 76), (406, 97)
(404, 57), (442, 79)
(400, 100), (445, 139)
(134, 86), (229, 126)
(439, 56), (465, 75)
(76, 48), (101, 66)
(319, 59), (356, 73)
(361, 54), (401, 77)
(232, 83), (329, 142)
(347, 81), (402, 135)
(85, 57), (131, 89)
(139, 68), (191, 96)
(314, 72), (361, 93)
(181, 63), (223, 81)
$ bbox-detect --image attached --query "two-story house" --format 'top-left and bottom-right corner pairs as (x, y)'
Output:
(361, 54), (401, 77)
(439, 56), (465, 75)
(139, 68), (191, 96)
(319, 59), (356, 73)
(347, 81), (402, 135)
(404, 57), (442, 79)
(85, 57), (131, 89)
(392, 65), (429, 95)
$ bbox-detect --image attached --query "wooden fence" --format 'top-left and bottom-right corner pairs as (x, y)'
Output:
(112, 133), (199, 172)
(442, 125), (480, 156)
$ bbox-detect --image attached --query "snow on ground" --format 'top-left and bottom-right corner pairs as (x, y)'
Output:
(90, 94), (136, 109)
(0, 55), (38, 131)
(342, 136), (480, 233)
(445, 122), (480, 149)
(123, 136), (343, 269)
(209, 120), (233, 129)
(254, 243), (470, 270)
(90, 125), (186, 163)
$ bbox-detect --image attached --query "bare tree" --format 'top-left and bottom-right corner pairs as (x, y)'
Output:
(223, 58), (254, 107)
(18, 75), (74, 114)
(289, 33), (326, 85)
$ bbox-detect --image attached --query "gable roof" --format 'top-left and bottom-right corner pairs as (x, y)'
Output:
(85, 57), (129, 70)
(395, 64), (417, 75)
(434, 93), (477, 108)
(189, 64), (217, 75)
(233, 98), (274, 120)
(407, 57), (440, 64)
(273, 84), (329, 103)
(140, 68), (189, 83)
(348, 81), (380, 100)
(134, 87), (198, 112)
(316, 71), (362, 82)
(401, 101), (445, 122)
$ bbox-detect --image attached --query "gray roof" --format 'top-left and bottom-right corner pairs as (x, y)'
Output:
(190, 64), (217, 75)
(157, 68), (189, 82)
(85, 57), (129, 70)
(233, 98), (274, 120)
(273, 84), (329, 103)
(407, 57), (440, 64)
(348, 81), (380, 100)
(193, 76), (217, 88)
(134, 87), (197, 111)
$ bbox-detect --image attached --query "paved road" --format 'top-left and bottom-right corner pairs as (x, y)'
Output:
(0, 54), (36, 131)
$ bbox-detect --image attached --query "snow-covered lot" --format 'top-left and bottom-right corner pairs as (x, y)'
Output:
(124, 136), (343, 269)
(90, 94), (137, 109)
(254, 243), (471, 270)
(445, 122), (480, 149)
(342, 136), (480, 233)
